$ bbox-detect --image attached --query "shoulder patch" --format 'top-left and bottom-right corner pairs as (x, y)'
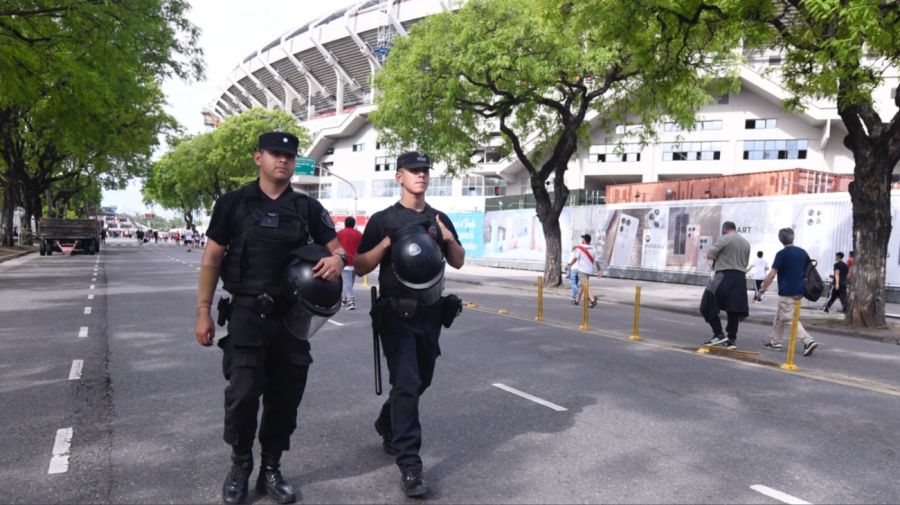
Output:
(321, 210), (336, 229)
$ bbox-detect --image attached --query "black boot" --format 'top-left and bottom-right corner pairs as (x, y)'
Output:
(255, 451), (297, 504)
(222, 449), (253, 505)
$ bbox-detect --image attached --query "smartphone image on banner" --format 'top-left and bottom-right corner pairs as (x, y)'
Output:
(685, 224), (702, 268)
(673, 212), (689, 255)
(610, 214), (639, 267)
(641, 228), (667, 269)
(696, 235), (713, 272)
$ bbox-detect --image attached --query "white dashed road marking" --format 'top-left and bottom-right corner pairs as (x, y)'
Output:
(47, 428), (73, 474)
(83, 307), (91, 315)
(68, 360), (83, 380)
(87, 294), (94, 300)
(327, 319), (345, 327)
(491, 383), (568, 412)
(78, 327), (88, 338)
(90, 285), (95, 290)
(750, 485), (811, 504)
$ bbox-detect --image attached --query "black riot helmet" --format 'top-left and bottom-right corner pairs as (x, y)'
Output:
(390, 222), (445, 304)
(282, 244), (342, 339)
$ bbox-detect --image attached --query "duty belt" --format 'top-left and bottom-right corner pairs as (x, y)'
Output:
(231, 293), (288, 318)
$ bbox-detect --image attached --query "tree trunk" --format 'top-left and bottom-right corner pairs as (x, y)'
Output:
(533, 168), (569, 287)
(845, 156), (892, 328)
(1, 177), (14, 247)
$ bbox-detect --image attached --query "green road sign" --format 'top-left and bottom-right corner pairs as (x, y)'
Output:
(294, 156), (316, 175)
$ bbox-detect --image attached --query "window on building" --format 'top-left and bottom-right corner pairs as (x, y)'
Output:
(661, 141), (722, 161)
(663, 120), (722, 132)
(374, 156), (396, 172)
(325, 146), (334, 155)
(716, 94), (729, 104)
(745, 118), (777, 129)
(768, 56), (782, 65)
(426, 176), (453, 197)
(376, 139), (387, 150)
(373, 180), (400, 198)
(614, 124), (644, 135)
(462, 175), (484, 196)
(742, 139), (808, 160)
(310, 183), (333, 200)
(334, 181), (365, 199)
(589, 143), (642, 162)
(485, 176), (508, 196)
(352, 143), (365, 152)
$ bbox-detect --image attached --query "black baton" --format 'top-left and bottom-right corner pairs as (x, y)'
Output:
(372, 286), (382, 395)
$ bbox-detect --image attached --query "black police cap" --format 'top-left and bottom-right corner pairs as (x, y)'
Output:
(396, 151), (431, 170)
(258, 132), (299, 156)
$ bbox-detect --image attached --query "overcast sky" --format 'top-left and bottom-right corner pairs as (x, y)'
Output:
(101, 0), (357, 216)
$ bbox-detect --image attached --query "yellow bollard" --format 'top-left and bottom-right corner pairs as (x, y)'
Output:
(535, 275), (544, 321)
(579, 277), (590, 331)
(362, 274), (369, 287)
(629, 285), (642, 341)
(780, 298), (802, 371)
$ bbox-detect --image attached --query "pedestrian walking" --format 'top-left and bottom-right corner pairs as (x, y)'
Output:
(566, 244), (580, 303)
(567, 234), (598, 307)
(700, 221), (751, 349)
(822, 251), (849, 314)
(336, 216), (363, 310)
(194, 131), (347, 505)
(758, 227), (819, 356)
(183, 228), (194, 252)
(354, 151), (465, 498)
(748, 250), (769, 302)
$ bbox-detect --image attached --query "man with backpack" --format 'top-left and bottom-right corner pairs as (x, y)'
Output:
(758, 227), (819, 356)
(567, 234), (599, 307)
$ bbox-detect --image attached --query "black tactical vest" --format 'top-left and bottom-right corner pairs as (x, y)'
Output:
(221, 185), (311, 296)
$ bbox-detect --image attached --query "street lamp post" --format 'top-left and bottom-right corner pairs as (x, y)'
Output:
(317, 165), (358, 218)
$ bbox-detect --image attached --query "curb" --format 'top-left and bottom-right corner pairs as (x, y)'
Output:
(0, 248), (37, 263)
(448, 276), (900, 345)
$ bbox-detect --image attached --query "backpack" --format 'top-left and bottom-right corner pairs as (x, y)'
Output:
(804, 257), (825, 301)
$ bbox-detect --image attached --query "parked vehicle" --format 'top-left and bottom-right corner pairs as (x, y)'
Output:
(38, 218), (101, 256)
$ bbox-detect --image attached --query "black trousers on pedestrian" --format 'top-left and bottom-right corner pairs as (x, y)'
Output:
(220, 305), (312, 453)
(825, 287), (848, 312)
(708, 311), (743, 340)
(374, 304), (442, 473)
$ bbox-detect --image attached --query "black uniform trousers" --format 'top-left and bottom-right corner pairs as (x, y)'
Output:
(374, 303), (442, 473)
(220, 305), (312, 453)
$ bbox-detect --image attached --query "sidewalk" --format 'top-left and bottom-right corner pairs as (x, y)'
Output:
(0, 245), (37, 263)
(445, 264), (900, 344)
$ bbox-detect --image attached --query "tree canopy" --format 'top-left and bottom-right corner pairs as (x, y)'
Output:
(371, 0), (745, 285)
(0, 0), (204, 245)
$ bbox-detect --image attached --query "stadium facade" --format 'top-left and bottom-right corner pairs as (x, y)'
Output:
(208, 0), (898, 220)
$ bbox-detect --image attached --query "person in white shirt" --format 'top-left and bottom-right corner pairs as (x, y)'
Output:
(183, 228), (194, 252)
(747, 250), (769, 302)
(567, 234), (599, 308)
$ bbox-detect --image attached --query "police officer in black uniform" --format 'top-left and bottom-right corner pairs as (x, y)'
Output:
(354, 151), (465, 497)
(194, 132), (347, 505)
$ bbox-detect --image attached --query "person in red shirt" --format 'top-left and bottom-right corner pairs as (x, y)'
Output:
(337, 216), (363, 309)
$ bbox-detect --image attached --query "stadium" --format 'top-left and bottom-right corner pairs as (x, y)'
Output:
(206, 0), (900, 290)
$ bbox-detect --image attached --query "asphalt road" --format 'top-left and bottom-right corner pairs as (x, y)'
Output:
(2, 238), (899, 504)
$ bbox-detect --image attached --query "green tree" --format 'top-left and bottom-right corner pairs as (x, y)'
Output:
(0, 0), (203, 246)
(735, 0), (900, 328)
(371, 0), (741, 286)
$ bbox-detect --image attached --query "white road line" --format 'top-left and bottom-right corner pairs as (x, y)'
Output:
(68, 360), (83, 380)
(83, 307), (92, 315)
(750, 485), (811, 504)
(327, 319), (345, 326)
(90, 284), (95, 290)
(78, 327), (88, 338)
(91, 277), (96, 282)
(491, 383), (568, 412)
(47, 427), (73, 474)
(656, 317), (691, 325)
(87, 294), (94, 300)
